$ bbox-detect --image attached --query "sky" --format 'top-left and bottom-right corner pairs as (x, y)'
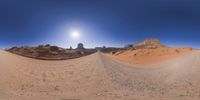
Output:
(0, 0), (200, 48)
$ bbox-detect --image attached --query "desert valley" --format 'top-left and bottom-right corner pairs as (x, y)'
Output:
(1, 1), (200, 100)
(0, 38), (200, 100)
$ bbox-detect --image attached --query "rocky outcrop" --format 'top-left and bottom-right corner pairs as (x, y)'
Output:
(133, 38), (164, 49)
(77, 43), (84, 49)
(6, 44), (96, 60)
(124, 44), (133, 49)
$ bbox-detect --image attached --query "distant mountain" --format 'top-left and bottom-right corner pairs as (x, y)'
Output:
(6, 44), (96, 60)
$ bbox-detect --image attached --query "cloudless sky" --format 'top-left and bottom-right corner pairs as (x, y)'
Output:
(0, 0), (200, 48)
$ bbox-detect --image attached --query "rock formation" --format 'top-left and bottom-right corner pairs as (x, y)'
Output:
(124, 44), (133, 49)
(133, 38), (163, 49)
(77, 43), (84, 49)
(6, 44), (95, 60)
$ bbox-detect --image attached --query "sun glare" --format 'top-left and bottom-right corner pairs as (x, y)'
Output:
(70, 30), (80, 39)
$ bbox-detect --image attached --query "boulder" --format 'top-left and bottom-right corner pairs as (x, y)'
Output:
(50, 46), (59, 51)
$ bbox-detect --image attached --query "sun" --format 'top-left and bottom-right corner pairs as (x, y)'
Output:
(70, 30), (80, 39)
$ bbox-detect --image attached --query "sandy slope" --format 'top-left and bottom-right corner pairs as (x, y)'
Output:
(109, 47), (193, 66)
(0, 50), (200, 100)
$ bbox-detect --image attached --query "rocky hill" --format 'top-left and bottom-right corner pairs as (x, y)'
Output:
(133, 38), (165, 49)
(6, 44), (96, 60)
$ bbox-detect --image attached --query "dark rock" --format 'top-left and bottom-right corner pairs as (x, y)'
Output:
(77, 43), (84, 49)
(50, 46), (59, 51)
(45, 44), (50, 47)
(124, 44), (133, 49)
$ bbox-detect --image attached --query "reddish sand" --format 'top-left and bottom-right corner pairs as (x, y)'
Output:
(0, 50), (200, 100)
(109, 47), (194, 66)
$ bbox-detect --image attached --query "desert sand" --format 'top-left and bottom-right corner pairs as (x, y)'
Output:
(109, 47), (194, 66)
(0, 49), (200, 100)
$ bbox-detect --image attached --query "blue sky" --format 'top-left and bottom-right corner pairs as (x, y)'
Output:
(0, 0), (200, 48)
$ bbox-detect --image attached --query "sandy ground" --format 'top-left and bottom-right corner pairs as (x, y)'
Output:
(109, 47), (194, 66)
(0, 50), (200, 100)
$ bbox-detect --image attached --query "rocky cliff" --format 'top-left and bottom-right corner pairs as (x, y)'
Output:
(133, 38), (164, 49)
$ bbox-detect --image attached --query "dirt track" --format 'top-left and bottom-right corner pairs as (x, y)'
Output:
(0, 50), (200, 100)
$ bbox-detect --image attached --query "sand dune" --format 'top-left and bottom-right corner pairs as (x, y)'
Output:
(110, 47), (194, 66)
(0, 50), (200, 100)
